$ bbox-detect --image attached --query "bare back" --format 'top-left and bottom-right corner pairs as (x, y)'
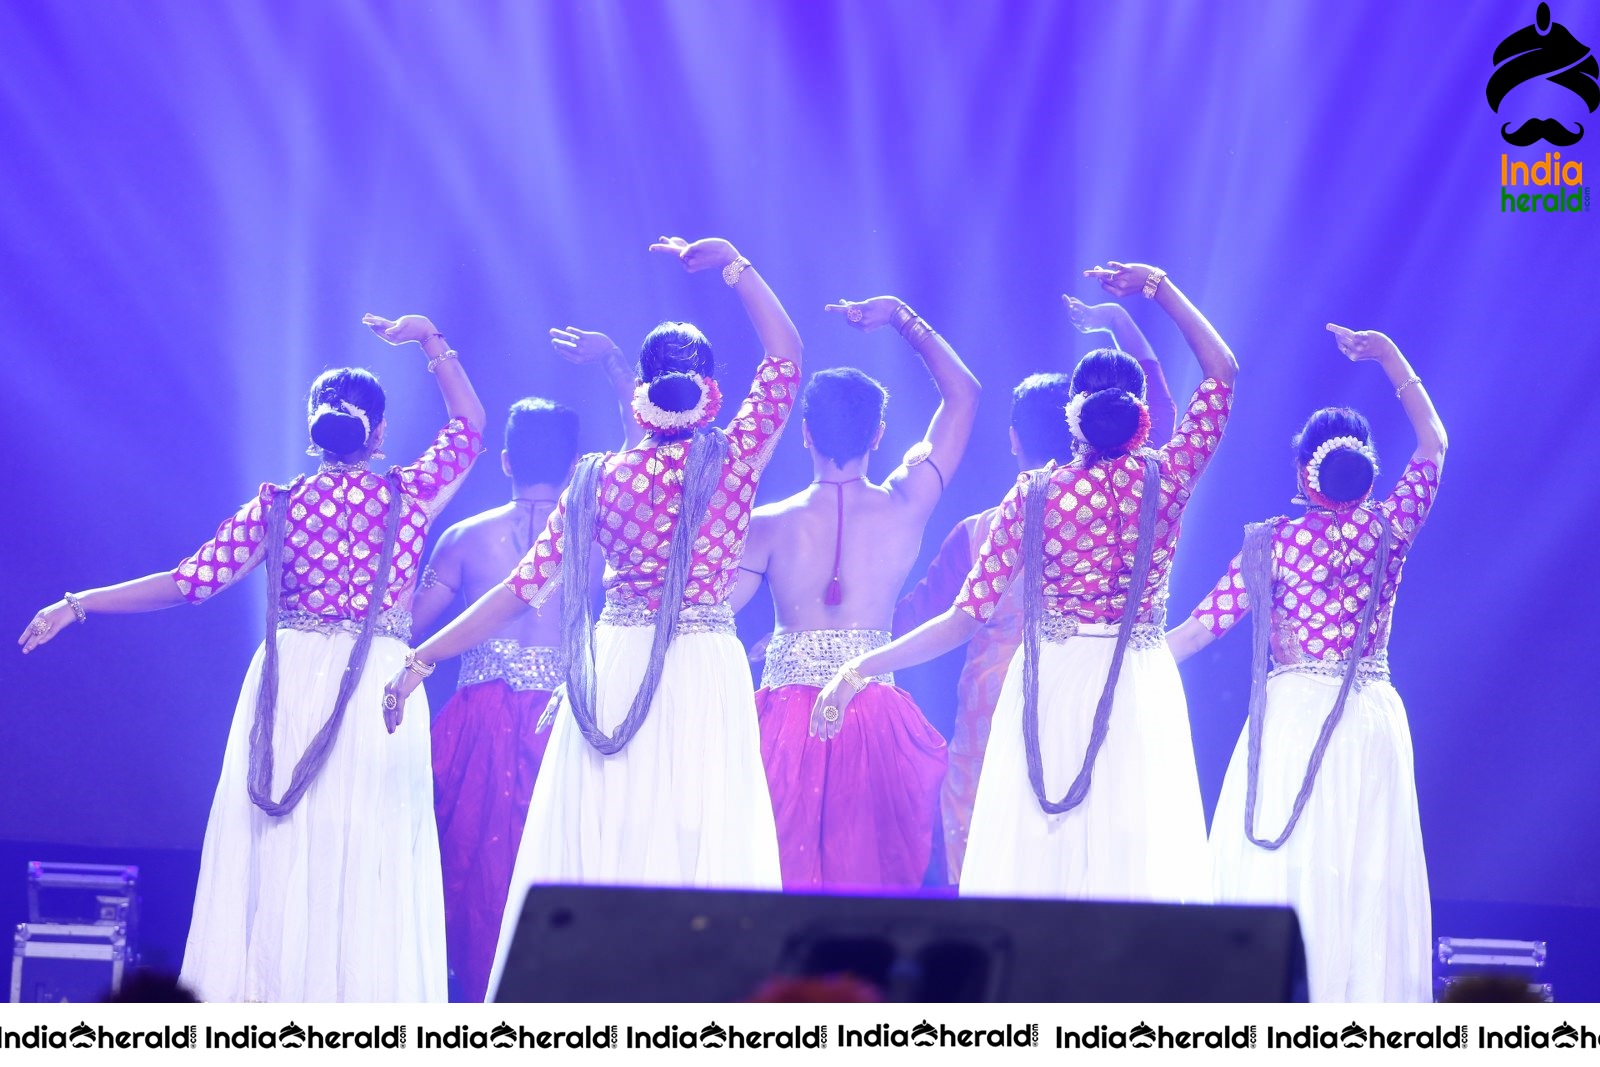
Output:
(432, 501), (564, 648)
(747, 479), (933, 634)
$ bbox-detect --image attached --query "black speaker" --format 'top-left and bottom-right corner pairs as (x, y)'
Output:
(493, 885), (1306, 1002)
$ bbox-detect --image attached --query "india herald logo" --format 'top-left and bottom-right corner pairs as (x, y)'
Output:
(1489, 3), (1599, 145)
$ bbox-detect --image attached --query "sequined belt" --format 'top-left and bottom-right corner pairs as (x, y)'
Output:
(277, 608), (412, 644)
(597, 601), (736, 636)
(1039, 613), (1166, 651)
(459, 639), (565, 693)
(1271, 650), (1391, 689)
(761, 629), (895, 690)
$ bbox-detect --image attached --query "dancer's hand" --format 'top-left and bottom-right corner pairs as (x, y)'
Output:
(17, 601), (77, 654)
(811, 667), (866, 742)
(648, 236), (741, 273)
(1063, 296), (1130, 334)
(381, 668), (423, 733)
(1326, 323), (1401, 366)
(747, 632), (772, 665)
(362, 313), (441, 346)
(824, 296), (905, 332)
(1082, 261), (1161, 300)
(549, 326), (622, 365)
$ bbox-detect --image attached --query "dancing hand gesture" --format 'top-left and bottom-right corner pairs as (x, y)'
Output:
(380, 667), (423, 733)
(1063, 295), (1130, 334)
(811, 669), (866, 742)
(362, 313), (440, 346)
(17, 601), (76, 654)
(648, 236), (740, 273)
(1326, 323), (1400, 365)
(549, 326), (621, 365)
(824, 296), (905, 332)
(1082, 261), (1161, 300)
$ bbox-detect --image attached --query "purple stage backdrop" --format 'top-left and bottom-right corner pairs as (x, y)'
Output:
(2, 0), (1596, 925)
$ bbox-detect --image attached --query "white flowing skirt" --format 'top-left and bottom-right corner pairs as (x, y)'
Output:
(960, 633), (1211, 903)
(179, 629), (445, 1002)
(487, 623), (781, 998)
(1210, 670), (1430, 1003)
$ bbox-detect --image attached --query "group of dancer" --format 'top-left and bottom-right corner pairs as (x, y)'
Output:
(19, 235), (1445, 1005)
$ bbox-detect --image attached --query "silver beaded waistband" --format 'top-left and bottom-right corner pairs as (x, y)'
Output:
(598, 601), (736, 636)
(1271, 650), (1391, 689)
(459, 639), (565, 693)
(1038, 613), (1166, 651)
(761, 629), (895, 690)
(277, 608), (412, 644)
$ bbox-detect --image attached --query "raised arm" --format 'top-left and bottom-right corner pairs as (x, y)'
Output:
(649, 236), (802, 370)
(826, 296), (982, 512)
(549, 326), (646, 449)
(1327, 325), (1447, 468)
(1064, 296), (1178, 443)
(363, 313), (487, 433)
(1084, 262), (1238, 387)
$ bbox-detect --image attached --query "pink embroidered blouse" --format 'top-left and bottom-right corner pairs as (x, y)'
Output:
(954, 378), (1234, 624)
(1190, 456), (1441, 663)
(171, 418), (484, 616)
(506, 354), (800, 612)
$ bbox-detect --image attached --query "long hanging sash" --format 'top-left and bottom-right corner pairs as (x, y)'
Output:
(1020, 454), (1161, 814)
(560, 428), (731, 755)
(248, 469), (406, 817)
(1241, 510), (1394, 849)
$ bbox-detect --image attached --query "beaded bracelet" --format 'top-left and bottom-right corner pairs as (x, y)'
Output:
(63, 592), (87, 624)
(1395, 374), (1422, 398)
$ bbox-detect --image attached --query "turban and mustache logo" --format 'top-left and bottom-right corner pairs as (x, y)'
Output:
(1488, 2), (1599, 146)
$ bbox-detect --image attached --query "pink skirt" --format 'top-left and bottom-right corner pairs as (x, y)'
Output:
(757, 681), (947, 891)
(431, 680), (553, 1003)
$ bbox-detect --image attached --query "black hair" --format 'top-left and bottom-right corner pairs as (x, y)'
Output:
(636, 321), (716, 424)
(1010, 373), (1076, 464)
(1294, 406), (1379, 504)
(1069, 348), (1147, 456)
(505, 397), (580, 485)
(800, 368), (889, 466)
(307, 367), (385, 457)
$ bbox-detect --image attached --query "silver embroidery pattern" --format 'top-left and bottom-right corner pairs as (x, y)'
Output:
(277, 607), (412, 644)
(1271, 650), (1391, 690)
(1038, 612), (1166, 650)
(598, 601), (736, 636)
(459, 639), (565, 693)
(761, 629), (895, 690)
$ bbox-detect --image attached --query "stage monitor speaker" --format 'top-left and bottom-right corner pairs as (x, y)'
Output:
(494, 885), (1306, 1002)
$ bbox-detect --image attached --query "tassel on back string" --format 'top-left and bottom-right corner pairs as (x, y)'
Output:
(1020, 454), (1162, 815)
(1242, 510), (1394, 849)
(247, 469), (405, 817)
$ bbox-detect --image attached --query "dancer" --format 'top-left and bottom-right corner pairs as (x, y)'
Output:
(816, 262), (1235, 902)
(18, 314), (486, 1001)
(414, 333), (637, 1004)
(733, 295), (980, 890)
(380, 236), (800, 997)
(1167, 325), (1445, 1002)
(894, 296), (1177, 883)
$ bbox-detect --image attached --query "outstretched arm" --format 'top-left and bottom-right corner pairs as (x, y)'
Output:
(1327, 325), (1446, 468)
(649, 237), (802, 370)
(1084, 263), (1237, 387)
(18, 574), (185, 654)
(549, 326), (646, 449)
(827, 296), (982, 513)
(363, 314), (487, 433)
(1064, 296), (1178, 443)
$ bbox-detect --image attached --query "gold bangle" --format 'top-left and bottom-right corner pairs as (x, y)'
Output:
(427, 349), (460, 374)
(404, 650), (437, 678)
(840, 665), (868, 692)
(1142, 269), (1167, 299)
(63, 592), (87, 624)
(722, 256), (752, 287)
(1395, 374), (1422, 397)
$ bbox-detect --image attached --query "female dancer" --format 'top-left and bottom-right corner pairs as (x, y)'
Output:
(1167, 325), (1445, 1002)
(381, 236), (800, 994)
(816, 261), (1235, 902)
(18, 314), (486, 1001)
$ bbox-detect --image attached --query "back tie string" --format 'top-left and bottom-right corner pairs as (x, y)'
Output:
(814, 476), (865, 606)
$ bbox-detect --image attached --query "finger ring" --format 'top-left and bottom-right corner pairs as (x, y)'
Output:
(383, 693), (399, 711)
(822, 705), (840, 722)
(29, 618), (49, 637)
(846, 306), (864, 324)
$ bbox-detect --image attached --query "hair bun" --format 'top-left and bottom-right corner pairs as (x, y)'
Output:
(1315, 448), (1377, 505)
(646, 372), (705, 414)
(1079, 388), (1142, 453)
(310, 404), (368, 455)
